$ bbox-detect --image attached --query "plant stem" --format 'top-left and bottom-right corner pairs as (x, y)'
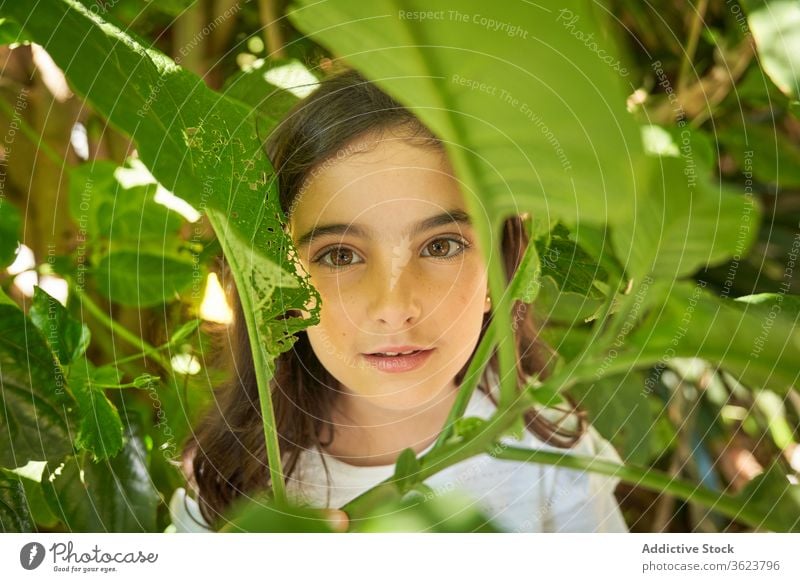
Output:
(434, 210), (545, 449)
(205, 208), (287, 503)
(678, 0), (709, 92)
(432, 311), (499, 449)
(0, 92), (67, 169)
(344, 392), (537, 522)
(73, 285), (170, 371)
(345, 384), (780, 532)
(258, 0), (286, 59)
(493, 445), (777, 532)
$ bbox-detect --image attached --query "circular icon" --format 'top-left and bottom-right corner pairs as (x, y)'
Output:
(19, 542), (46, 570)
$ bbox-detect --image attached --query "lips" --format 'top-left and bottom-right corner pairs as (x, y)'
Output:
(364, 345), (429, 356)
(370, 350), (423, 357)
(361, 348), (434, 373)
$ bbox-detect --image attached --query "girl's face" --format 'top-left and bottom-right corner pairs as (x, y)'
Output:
(289, 131), (491, 412)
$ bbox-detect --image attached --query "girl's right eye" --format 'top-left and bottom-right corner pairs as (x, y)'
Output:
(313, 246), (364, 270)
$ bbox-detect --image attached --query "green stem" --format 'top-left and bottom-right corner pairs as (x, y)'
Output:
(110, 344), (170, 367)
(347, 386), (780, 531)
(73, 285), (170, 370)
(493, 445), (776, 532)
(433, 211), (545, 449)
(445, 160), (517, 411)
(0, 92), (67, 168)
(678, 0), (709, 93)
(432, 312), (499, 449)
(205, 209), (286, 503)
(344, 392), (537, 522)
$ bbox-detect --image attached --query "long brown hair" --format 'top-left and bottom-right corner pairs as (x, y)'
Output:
(184, 70), (587, 528)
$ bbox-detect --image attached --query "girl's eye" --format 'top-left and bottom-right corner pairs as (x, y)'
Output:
(421, 237), (470, 260)
(313, 237), (470, 271)
(314, 246), (364, 269)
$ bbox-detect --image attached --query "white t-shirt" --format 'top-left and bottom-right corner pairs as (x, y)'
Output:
(168, 389), (629, 533)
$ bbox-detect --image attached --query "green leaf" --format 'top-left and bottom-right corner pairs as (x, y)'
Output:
(569, 372), (654, 465)
(613, 155), (760, 280)
(220, 58), (301, 125)
(626, 283), (800, 392)
(0, 287), (16, 307)
(67, 361), (124, 460)
(507, 231), (541, 304)
(68, 160), (185, 245)
(452, 416), (488, 440)
(742, 0), (800, 98)
(289, 0), (644, 227)
(3, 0), (320, 361)
(29, 286), (91, 366)
(0, 16), (27, 45)
(0, 468), (33, 532)
(528, 382), (566, 407)
(220, 495), (336, 533)
(718, 121), (800, 188)
(93, 250), (195, 307)
(642, 124), (715, 170)
(41, 422), (159, 532)
(354, 488), (501, 533)
(10, 461), (59, 529)
(0, 304), (75, 467)
(537, 235), (608, 296)
(736, 293), (800, 316)
(0, 197), (21, 268)
(393, 447), (422, 494)
(734, 463), (800, 532)
(535, 275), (604, 324)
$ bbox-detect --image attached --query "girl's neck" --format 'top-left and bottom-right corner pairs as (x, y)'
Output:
(320, 381), (459, 467)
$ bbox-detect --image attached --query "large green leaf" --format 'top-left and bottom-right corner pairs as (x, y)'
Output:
(220, 58), (301, 125)
(0, 304), (75, 468)
(569, 371), (655, 465)
(742, 0), (800, 98)
(93, 250), (195, 308)
(624, 283), (800, 392)
(2, 0), (321, 355)
(68, 160), (185, 245)
(29, 287), (90, 366)
(41, 422), (159, 532)
(717, 121), (800, 188)
(289, 0), (644, 227)
(614, 125), (759, 280)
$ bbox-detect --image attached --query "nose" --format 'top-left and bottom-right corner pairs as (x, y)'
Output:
(364, 253), (421, 328)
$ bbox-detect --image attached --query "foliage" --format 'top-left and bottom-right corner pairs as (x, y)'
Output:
(0, 0), (798, 532)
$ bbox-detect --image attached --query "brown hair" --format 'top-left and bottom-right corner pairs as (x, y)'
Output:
(184, 69), (587, 528)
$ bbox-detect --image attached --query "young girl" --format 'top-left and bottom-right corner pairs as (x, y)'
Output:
(170, 69), (628, 533)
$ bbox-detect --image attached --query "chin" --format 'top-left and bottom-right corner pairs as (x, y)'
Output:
(372, 381), (455, 412)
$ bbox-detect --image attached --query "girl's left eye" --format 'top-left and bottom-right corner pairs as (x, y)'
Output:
(313, 237), (470, 270)
(421, 237), (470, 260)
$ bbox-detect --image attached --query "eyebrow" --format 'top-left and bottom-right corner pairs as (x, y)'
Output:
(294, 209), (473, 248)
